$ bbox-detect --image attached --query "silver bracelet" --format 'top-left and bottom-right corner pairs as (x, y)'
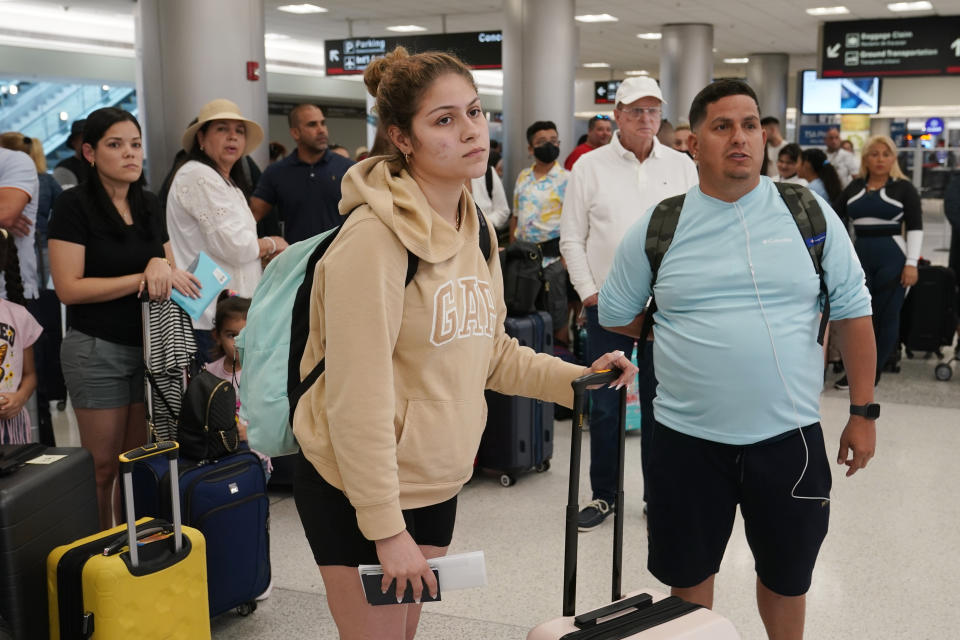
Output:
(266, 236), (277, 255)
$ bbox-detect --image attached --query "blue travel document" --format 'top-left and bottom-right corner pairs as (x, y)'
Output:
(170, 251), (231, 320)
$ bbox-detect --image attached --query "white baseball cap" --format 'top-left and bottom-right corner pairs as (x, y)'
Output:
(615, 77), (665, 105)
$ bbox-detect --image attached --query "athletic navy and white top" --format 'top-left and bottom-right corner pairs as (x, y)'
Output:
(834, 177), (923, 265)
(599, 177), (872, 445)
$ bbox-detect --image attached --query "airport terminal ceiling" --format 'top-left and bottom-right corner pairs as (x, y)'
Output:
(8, 0), (960, 80)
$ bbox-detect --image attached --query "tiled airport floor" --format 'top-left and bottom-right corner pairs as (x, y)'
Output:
(50, 203), (960, 639)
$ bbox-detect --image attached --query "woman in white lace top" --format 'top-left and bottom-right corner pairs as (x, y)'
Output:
(166, 99), (286, 360)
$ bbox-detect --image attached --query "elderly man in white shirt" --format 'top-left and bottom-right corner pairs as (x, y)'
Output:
(560, 76), (698, 531)
(825, 127), (860, 187)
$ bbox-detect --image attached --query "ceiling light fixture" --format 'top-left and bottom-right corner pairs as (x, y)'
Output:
(575, 14), (619, 22)
(723, 57), (749, 64)
(265, 33), (291, 40)
(386, 25), (428, 32)
(636, 32), (662, 40)
(583, 62), (611, 68)
(805, 6), (850, 15)
(625, 70), (650, 76)
(277, 4), (328, 14)
(887, 1), (933, 10)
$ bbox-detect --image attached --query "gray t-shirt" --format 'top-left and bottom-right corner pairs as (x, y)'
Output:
(0, 148), (40, 299)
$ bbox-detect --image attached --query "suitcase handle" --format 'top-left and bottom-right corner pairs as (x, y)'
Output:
(563, 367), (628, 617)
(118, 440), (178, 471)
(119, 441), (183, 567)
(571, 369), (620, 393)
(573, 593), (653, 628)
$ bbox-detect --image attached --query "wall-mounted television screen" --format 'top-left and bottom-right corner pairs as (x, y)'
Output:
(800, 70), (881, 115)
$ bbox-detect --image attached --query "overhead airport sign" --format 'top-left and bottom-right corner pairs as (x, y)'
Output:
(820, 15), (960, 77)
(594, 80), (621, 104)
(325, 31), (502, 75)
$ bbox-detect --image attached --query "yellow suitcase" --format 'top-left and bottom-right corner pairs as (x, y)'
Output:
(47, 442), (211, 639)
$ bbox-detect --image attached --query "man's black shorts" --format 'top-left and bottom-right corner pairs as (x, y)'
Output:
(293, 451), (458, 567)
(645, 421), (832, 596)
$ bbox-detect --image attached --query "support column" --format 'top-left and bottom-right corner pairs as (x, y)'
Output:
(659, 24), (713, 125)
(135, 0), (268, 189)
(502, 0), (576, 201)
(746, 53), (789, 131)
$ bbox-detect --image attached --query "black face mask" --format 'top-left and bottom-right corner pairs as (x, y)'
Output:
(533, 142), (560, 164)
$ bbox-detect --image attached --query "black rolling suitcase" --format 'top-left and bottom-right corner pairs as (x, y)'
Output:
(901, 264), (958, 357)
(479, 311), (554, 487)
(0, 445), (98, 640)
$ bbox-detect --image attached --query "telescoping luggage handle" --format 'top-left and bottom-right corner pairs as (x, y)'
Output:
(565, 369), (626, 618)
(118, 441), (183, 568)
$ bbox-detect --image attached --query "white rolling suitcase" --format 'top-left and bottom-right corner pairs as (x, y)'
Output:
(528, 370), (740, 639)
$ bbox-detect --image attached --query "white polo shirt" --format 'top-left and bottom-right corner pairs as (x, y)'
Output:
(560, 132), (698, 301)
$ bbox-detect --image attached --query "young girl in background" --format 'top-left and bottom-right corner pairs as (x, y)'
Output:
(0, 230), (42, 443)
(207, 290), (271, 473)
(207, 289), (272, 600)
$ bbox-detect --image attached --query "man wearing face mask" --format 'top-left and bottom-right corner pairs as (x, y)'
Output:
(510, 121), (569, 246)
(560, 77), (698, 531)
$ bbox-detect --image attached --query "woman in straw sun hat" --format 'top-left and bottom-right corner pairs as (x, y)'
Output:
(166, 98), (287, 362)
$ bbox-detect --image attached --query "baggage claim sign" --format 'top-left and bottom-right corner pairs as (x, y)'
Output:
(819, 15), (960, 77)
(325, 31), (503, 75)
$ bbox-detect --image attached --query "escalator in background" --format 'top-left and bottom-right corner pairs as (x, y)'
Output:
(0, 79), (137, 167)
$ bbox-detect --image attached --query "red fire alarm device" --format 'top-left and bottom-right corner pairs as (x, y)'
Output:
(246, 61), (260, 81)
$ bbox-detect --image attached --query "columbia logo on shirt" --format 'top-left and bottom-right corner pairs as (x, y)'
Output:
(431, 277), (497, 346)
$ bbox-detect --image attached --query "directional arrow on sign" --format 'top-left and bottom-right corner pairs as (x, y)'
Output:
(952, 38), (960, 56)
(826, 43), (841, 58)
(330, 49), (340, 62)
(598, 86), (606, 96)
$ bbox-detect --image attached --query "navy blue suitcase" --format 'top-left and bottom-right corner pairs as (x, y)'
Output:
(130, 450), (271, 617)
(479, 311), (554, 486)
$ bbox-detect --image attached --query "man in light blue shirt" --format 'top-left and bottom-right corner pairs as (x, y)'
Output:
(599, 79), (877, 638)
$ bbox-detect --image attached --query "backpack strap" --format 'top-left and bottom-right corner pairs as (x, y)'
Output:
(774, 181), (830, 345)
(287, 221), (348, 425)
(476, 204), (492, 262)
(484, 165), (494, 200)
(637, 194), (686, 351)
(637, 184), (830, 353)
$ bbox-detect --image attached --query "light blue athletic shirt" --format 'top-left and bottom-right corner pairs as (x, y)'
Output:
(599, 177), (872, 445)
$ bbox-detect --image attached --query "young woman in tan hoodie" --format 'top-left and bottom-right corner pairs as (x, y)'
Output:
(291, 47), (637, 640)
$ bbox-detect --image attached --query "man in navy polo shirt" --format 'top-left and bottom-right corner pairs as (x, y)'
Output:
(251, 104), (353, 243)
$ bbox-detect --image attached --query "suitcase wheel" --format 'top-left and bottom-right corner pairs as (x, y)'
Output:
(935, 363), (953, 381)
(499, 473), (516, 487)
(237, 601), (257, 617)
(535, 460), (551, 473)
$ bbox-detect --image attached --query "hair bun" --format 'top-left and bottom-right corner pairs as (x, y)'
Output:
(363, 46), (410, 98)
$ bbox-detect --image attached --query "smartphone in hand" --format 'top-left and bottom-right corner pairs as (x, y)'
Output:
(359, 569), (441, 606)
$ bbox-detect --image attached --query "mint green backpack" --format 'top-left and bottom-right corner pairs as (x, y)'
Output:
(236, 208), (492, 457)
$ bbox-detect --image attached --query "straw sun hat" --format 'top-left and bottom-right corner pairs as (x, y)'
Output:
(181, 98), (264, 155)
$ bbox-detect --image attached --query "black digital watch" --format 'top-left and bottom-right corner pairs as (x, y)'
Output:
(849, 403), (880, 419)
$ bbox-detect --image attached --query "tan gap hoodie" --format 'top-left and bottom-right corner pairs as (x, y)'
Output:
(292, 157), (584, 541)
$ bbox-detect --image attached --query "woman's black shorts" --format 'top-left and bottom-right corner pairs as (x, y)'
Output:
(293, 451), (458, 567)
